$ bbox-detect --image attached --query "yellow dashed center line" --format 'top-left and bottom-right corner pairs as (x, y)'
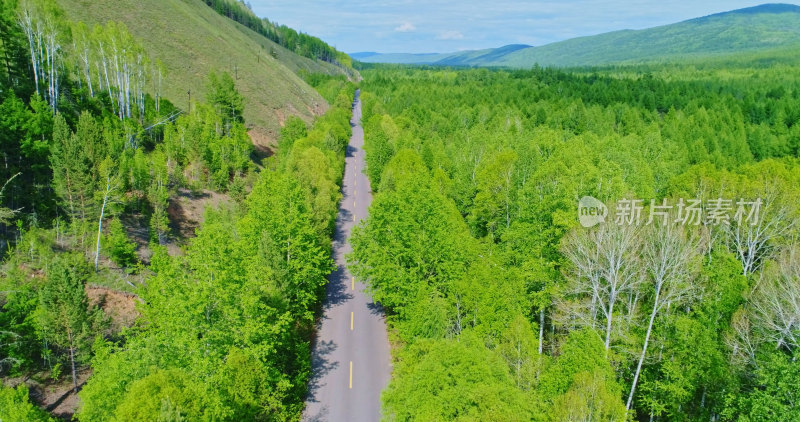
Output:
(349, 361), (353, 389)
(350, 312), (354, 331)
(351, 277), (354, 290)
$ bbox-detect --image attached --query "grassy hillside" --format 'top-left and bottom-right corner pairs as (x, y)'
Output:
(57, 0), (349, 138)
(493, 3), (800, 67)
(356, 3), (800, 68)
(436, 44), (530, 66)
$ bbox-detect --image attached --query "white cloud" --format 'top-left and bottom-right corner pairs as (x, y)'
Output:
(437, 30), (464, 40)
(394, 22), (416, 32)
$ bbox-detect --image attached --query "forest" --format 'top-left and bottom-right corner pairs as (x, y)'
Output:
(350, 61), (800, 420)
(2, 0), (799, 419)
(201, 0), (353, 69)
(0, 0), (355, 419)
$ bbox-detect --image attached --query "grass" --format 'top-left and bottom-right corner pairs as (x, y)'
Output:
(494, 7), (800, 67)
(56, 0), (349, 137)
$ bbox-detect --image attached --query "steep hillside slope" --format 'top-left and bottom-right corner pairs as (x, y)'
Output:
(57, 0), (348, 137)
(437, 44), (531, 66)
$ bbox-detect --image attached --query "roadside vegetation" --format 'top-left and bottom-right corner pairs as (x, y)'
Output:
(352, 60), (800, 421)
(0, 0), (354, 419)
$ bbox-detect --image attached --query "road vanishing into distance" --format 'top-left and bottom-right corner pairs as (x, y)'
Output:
(302, 90), (392, 422)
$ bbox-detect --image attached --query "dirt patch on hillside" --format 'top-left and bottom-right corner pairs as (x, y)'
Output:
(249, 126), (276, 162)
(4, 367), (92, 421)
(308, 100), (326, 116)
(274, 108), (286, 126)
(86, 286), (140, 332)
(167, 188), (231, 240)
(119, 211), (152, 263)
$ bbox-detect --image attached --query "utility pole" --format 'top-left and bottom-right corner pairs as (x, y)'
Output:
(187, 90), (191, 114)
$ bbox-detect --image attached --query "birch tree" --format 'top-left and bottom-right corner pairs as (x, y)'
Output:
(749, 247), (800, 352)
(729, 190), (796, 278)
(68, 21), (151, 120)
(626, 223), (699, 412)
(94, 157), (119, 271)
(152, 58), (166, 113)
(72, 22), (93, 97)
(17, 0), (66, 111)
(562, 223), (642, 352)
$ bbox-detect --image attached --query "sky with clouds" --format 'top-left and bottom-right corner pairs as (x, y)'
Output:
(249, 1), (793, 53)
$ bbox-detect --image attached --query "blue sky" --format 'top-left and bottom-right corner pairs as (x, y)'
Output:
(249, 1), (792, 53)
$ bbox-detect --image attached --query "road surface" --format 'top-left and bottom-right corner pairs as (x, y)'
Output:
(302, 89), (391, 422)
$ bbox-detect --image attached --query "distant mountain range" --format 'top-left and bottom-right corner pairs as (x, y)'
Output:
(353, 3), (800, 67)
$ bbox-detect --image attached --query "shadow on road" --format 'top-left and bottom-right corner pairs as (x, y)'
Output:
(305, 338), (338, 404)
(366, 300), (386, 317)
(324, 264), (354, 310)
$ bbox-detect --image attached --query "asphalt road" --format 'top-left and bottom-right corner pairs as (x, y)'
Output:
(302, 89), (391, 422)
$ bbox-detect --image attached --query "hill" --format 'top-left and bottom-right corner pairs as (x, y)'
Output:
(57, 0), (350, 138)
(352, 51), (452, 64)
(494, 3), (800, 67)
(356, 3), (800, 68)
(354, 44), (531, 65)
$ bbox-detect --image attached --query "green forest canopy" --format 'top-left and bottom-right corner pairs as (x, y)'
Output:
(351, 58), (800, 421)
(1, 0), (800, 419)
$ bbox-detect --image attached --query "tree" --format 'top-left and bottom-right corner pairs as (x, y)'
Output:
(0, 0), (31, 94)
(363, 114), (395, 188)
(277, 115), (306, 154)
(729, 194), (795, 278)
(35, 254), (104, 392)
(0, 172), (21, 225)
(749, 247), (800, 352)
(242, 170), (332, 323)
(350, 150), (473, 316)
(382, 337), (533, 421)
(626, 223), (699, 413)
(72, 22), (94, 97)
(469, 149), (517, 239)
(0, 384), (53, 422)
(561, 223), (642, 352)
(50, 113), (94, 221)
(147, 151), (170, 245)
(207, 71), (243, 130)
(17, 0), (68, 110)
(551, 369), (627, 422)
(103, 218), (137, 268)
(723, 349), (800, 421)
(94, 156), (120, 271)
(288, 145), (340, 236)
(113, 368), (202, 421)
(496, 313), (540, 390)
(537, 328), (625, 419)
